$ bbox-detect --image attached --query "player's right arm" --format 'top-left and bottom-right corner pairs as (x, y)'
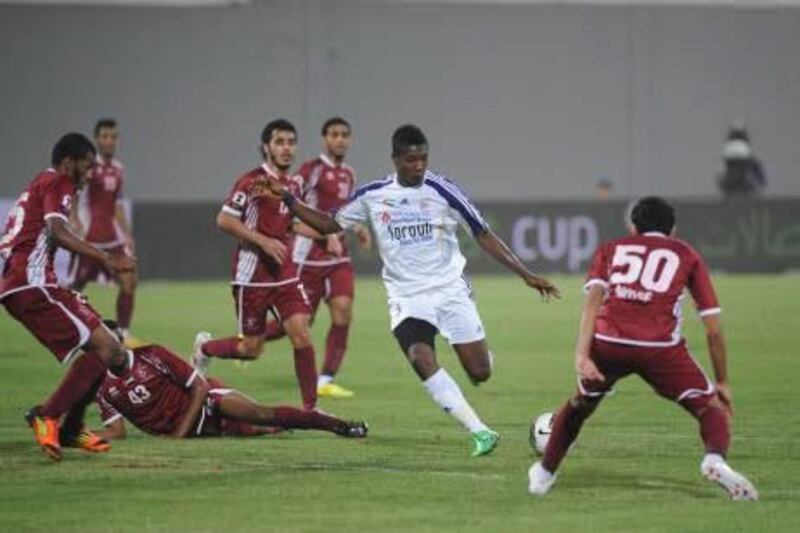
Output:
(47, 217), (135, 274)
(95, 417), (127, 440)
(216, 211), (288, 264)
(262, 177), (343, 235)
(574, 284), (606, 382)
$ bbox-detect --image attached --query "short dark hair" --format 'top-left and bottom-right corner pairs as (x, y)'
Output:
(261, 119), (297, 145)
(391, 124), (428, 157)
(51, 133), (95, 166)
(321, 116), (351, 136)
(630, 196), (676, 234)
(94, 118), (117, 137)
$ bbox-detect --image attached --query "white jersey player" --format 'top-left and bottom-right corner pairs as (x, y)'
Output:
(263, 124), (560, 457)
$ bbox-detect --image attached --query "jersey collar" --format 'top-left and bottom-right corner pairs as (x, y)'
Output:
(320, 153), (340, 168)
(643, 231), (668, 237)
(260, 162), (285, 181)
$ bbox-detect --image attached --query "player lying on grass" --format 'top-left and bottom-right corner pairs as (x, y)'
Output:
(95, 321), (368, 441)
(527, 196), (758, 500)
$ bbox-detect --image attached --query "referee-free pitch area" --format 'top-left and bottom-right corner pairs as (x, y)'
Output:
(0, 275), (798, 532)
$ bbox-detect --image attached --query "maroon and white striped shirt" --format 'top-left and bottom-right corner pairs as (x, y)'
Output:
(0, 169), (75, 298)
(221, 163), (303, 286)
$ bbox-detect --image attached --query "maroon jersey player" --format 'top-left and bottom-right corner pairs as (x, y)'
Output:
(1, 133), (135, 460)
(95, 322), (367, 441)
(192, 119), (329, 410)
(69, 119), (138, 340)
(528, 197), (758, 500)
(264, 117), (372, 399)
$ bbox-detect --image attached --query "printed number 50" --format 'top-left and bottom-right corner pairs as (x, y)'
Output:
(609, 245), (680, 293)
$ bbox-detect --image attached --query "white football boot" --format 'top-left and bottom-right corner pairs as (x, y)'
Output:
(528, 461), (557, 496)
(701, 454), (759, 501)
(192, 331), (212, 376)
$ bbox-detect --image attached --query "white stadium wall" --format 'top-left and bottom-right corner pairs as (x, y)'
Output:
(0, 0), (799, 201)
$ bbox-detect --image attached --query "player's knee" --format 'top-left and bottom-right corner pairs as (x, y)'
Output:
(571, 393), (600, 414)
(329, 299), (352, 325)
(467, 363), (491, 383)
(682, 394), (722, 419)
(286, 328), (312, 348)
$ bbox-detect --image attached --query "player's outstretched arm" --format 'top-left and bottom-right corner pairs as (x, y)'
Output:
(261, 176), (342, 235)
(574, 285), (605, 382)
(702, 314), (733, 414)
(47, 217), (135, 274)
(170, 377), (210, 439)
(475, 230), (560, 300)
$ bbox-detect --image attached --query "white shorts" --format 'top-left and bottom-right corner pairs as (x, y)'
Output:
(388, 277), (485, 345)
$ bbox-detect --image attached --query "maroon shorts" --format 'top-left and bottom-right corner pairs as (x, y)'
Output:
(578, 339), (714, 403)
(2, 286), (103, 364)
(299, 261), (355, 315)
(233, 283), (311, 337)
(70, 245), (128, 286)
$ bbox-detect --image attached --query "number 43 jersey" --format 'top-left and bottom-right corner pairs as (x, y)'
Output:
(585, 232), (720, 347)
(97, 345), (202, 436)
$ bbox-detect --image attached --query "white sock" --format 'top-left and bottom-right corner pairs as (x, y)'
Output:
(423, 368), (488, 433)
(318, 374), (333, 386)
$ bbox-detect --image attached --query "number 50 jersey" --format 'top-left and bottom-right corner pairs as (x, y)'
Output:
(584, 232), (720, 348)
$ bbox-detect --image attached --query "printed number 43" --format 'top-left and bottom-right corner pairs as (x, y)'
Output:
(609, 245), (680, 293)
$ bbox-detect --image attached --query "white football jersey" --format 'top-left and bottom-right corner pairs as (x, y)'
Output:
(335, 169), (488, 299)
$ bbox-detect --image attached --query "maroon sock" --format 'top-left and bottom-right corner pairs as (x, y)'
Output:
(683, 397), (731, 457)
(116, 291), (135, 330)
(293, 346), (318, 409)
(272, 406), (340, 432)
(41, 352), (106, 419)
(322, 324), (349, 377)
(201, 337), (242, 359)
(542, 398), (597, 473)
(60, 378), (103, 436)
(263, 319), (286, 341)
(699, 406), (730, 456)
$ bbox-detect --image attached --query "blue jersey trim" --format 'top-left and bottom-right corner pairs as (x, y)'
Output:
(425, 174), (488, 236)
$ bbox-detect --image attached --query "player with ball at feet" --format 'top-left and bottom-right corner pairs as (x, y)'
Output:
(528, 196), (758, 500)
(264, 124), (560, 457)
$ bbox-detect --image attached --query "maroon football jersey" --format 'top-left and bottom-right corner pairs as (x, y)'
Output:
(585, 232), (720, 347)
(96, 345), (201, 435)
(0, 169), (75, 297)
(82, 155), (124, 246)
(221, 163), (303, 285)
(293, 155), (355, 266)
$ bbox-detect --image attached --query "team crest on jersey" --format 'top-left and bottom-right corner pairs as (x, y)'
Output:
(326, 171), (335, 181)
(380, 212), (392, 224)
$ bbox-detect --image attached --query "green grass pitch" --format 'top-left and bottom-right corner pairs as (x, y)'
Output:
(1, 275), (798, 532)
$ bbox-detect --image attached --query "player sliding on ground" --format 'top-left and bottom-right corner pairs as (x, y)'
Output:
(262, 124), (560, 457)
(528, 196), (758, 500)
(95, 321), (368, 441)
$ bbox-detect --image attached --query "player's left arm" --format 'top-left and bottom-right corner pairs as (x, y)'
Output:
(475, 230), (561, 300)
(689, 254), (733, 413)
(114, 202), (135, 253)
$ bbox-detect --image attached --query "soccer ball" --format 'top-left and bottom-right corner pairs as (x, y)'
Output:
(529, 411), (555, 456)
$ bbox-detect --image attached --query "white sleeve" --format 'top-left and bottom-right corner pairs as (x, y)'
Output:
(335, 194), (369, 228)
